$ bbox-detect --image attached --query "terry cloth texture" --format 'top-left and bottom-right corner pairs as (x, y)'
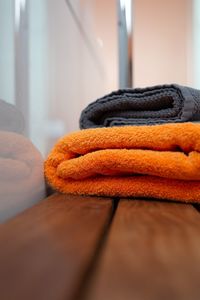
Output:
(0, 99), (24, 133)
(45, 123), (200, 203)
(79, 84), (200, 129)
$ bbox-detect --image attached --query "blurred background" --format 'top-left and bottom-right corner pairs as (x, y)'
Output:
(0, 0), (200, 220)
(0, 0), (200, 155)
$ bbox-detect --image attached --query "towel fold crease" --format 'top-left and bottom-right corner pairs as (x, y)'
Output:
(80, 84), (200, 128)
(45, 123), (200, 203)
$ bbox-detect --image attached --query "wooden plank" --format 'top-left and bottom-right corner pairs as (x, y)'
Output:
(85, 200), (200, 300)
(0, 193), (113, 300)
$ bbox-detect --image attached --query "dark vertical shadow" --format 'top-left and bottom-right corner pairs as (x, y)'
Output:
(74, 198), (120, 300)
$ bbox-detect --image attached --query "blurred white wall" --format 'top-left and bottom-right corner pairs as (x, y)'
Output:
(28, 0), (117, 154)
(45, 0), (117, 130)
(133, 0), (193, 87)
(0, 0), (15, 104)
(193, 0), (200, 88)
(29, 0), (49, 154)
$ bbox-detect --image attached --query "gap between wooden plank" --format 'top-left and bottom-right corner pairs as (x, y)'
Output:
(83, 199), (200, 300)
(193, 203), (200, 213)
(0, 193), (114, 300)
(74, 197), (119, 300)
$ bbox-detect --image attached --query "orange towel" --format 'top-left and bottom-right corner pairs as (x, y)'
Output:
(44, 123), (200, 203)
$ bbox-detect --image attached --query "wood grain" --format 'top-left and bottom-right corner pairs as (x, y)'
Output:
(0, 193), (113, 300)
(85, 200), (200, 300)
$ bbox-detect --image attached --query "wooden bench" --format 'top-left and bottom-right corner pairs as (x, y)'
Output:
(1, 193), (200, 300)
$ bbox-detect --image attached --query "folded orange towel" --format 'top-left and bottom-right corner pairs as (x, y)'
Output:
(44, 123), (200, 203)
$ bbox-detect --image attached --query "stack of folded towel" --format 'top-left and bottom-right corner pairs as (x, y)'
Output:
(45, 84), (200, 203)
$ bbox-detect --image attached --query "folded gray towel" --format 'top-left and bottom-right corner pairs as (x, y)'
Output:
(79, 84), (200, 128)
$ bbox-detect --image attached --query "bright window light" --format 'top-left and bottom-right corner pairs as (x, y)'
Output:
(15, 0), (26, 30)
(120, 0), (132, 33)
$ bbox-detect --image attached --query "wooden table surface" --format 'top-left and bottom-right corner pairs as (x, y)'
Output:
(1, 194), (200, 300)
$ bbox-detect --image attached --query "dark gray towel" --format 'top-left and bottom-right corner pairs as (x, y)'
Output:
(80, 84), (200, 129)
